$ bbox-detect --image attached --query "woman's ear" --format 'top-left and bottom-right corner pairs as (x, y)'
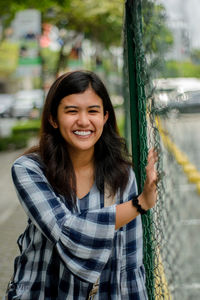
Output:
(103, 111), (109, 125)
(49, 115), (58, 128)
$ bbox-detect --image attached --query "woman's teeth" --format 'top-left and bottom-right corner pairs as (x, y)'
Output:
(74, 131), (92, 136)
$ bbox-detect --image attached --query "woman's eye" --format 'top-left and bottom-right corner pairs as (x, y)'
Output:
(89, 110), (98, 113)
(67, 110), (77, 113)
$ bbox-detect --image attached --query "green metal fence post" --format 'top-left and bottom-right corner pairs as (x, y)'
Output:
(124, 2), (141, 186)
(124, 0), (155, 298)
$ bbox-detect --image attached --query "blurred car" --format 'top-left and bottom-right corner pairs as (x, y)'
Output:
(153, 77), (200, 111)
(169, 91), (200, 114)
(157, 90), (200, 115)
(0, 94), (15, 117)
(154, 88), (178, 109)
(12, 89), (44, 119)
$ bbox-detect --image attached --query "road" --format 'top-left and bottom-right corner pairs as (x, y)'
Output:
(0, 151), (20, 225)
(160, 112), (200, 299)
(0, 150), (27, 298)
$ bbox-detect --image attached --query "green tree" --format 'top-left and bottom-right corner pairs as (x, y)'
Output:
(52, 0), (123, 47)
(0, 0), (124, 77)
(44, 0), (124, 76)
(0, 1), (65, 39)
(0, 0), (123, 47)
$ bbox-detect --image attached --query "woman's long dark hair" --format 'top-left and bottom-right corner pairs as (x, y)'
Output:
(26, 70), (132, 207)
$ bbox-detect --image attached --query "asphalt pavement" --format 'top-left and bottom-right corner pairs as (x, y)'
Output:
(0, 150), (27, 298)
(161, 113), (200, 299)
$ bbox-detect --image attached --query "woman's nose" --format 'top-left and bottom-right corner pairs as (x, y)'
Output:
(76, 112), (90, 126)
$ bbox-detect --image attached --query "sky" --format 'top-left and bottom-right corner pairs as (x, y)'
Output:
(160, 0), (200, 49)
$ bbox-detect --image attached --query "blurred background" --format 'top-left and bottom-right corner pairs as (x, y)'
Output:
(0, 0), (200, 299)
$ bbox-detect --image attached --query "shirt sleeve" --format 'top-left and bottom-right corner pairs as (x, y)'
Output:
(11, 156), (116, 283)
(120, 168), (146, 296)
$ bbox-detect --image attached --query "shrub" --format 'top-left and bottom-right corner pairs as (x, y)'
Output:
(0, 134), (29, 151)
(0, 119), (41, 152)
(163, 60), (200, 78)
(12, 119), (41, 134)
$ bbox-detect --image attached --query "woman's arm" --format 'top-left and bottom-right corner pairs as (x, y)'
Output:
(116, 148), (157, 229)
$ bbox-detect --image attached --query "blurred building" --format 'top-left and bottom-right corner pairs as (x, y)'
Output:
(166, 15), (190, 61)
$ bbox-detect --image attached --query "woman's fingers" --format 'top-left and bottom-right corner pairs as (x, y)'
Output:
(140, 149), (159, 210)
(147, 148), (158, 163)
(145, 148), (158, 186)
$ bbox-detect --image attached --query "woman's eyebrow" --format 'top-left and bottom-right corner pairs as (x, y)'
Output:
(63, 105), (78, 109)
(88, 105), (101, 109)
(63, 105), (101, 110)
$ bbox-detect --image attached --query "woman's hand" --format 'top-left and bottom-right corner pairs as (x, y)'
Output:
(138, 148), (158, 211)
(116, 148), (158, 229)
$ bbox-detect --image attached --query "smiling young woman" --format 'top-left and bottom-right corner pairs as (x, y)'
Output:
(6, 70), (157, 300)
(50, 88), (108, 156)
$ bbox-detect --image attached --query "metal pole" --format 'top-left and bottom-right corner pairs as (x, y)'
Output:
(124, 0), (155, 298)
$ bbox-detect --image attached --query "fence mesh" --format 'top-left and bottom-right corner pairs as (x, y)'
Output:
(123, 0), (200, 299)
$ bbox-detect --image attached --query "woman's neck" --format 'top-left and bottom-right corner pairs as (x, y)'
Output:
(68, 148), (95, 171)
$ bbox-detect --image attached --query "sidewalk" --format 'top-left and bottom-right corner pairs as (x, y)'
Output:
(0, 150), (26, 298)
(0, 205), (26, 298)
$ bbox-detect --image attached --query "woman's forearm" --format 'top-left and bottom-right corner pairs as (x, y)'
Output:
(115, 148), (158, 229)
(115, 200), (140, 230)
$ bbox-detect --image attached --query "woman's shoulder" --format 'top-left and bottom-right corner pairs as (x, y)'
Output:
(12, 153), (45, 173)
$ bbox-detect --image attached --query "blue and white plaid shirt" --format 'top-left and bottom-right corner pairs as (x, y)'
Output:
(7, 154), (148, 299)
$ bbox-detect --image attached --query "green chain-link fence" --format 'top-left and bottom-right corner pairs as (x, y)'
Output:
(123, 0), (187, 299)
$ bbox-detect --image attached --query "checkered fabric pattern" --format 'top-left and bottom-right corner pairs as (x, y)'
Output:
(6, 154), (147, 299)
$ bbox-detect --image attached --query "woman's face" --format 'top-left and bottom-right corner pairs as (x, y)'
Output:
(51, 88), (108, 155)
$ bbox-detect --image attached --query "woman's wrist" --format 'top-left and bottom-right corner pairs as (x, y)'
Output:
(132, 195), (148, 214)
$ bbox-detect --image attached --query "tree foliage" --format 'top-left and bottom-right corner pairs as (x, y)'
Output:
(0, 0), (125, 77)
(0, 0), (172, 54)
(53, 0), (124, 47)
(163, 60), (200, 78)
(0, 0), (124, 48)
(0, 0), (175, 80)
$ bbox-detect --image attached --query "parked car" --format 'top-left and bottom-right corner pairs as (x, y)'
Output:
(169, 91), (200, 114)
(153, 78), (200, 112)
(0, 94), (15, 117)
(157, 90), (200, 115)
(12, 89), (44, 119)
